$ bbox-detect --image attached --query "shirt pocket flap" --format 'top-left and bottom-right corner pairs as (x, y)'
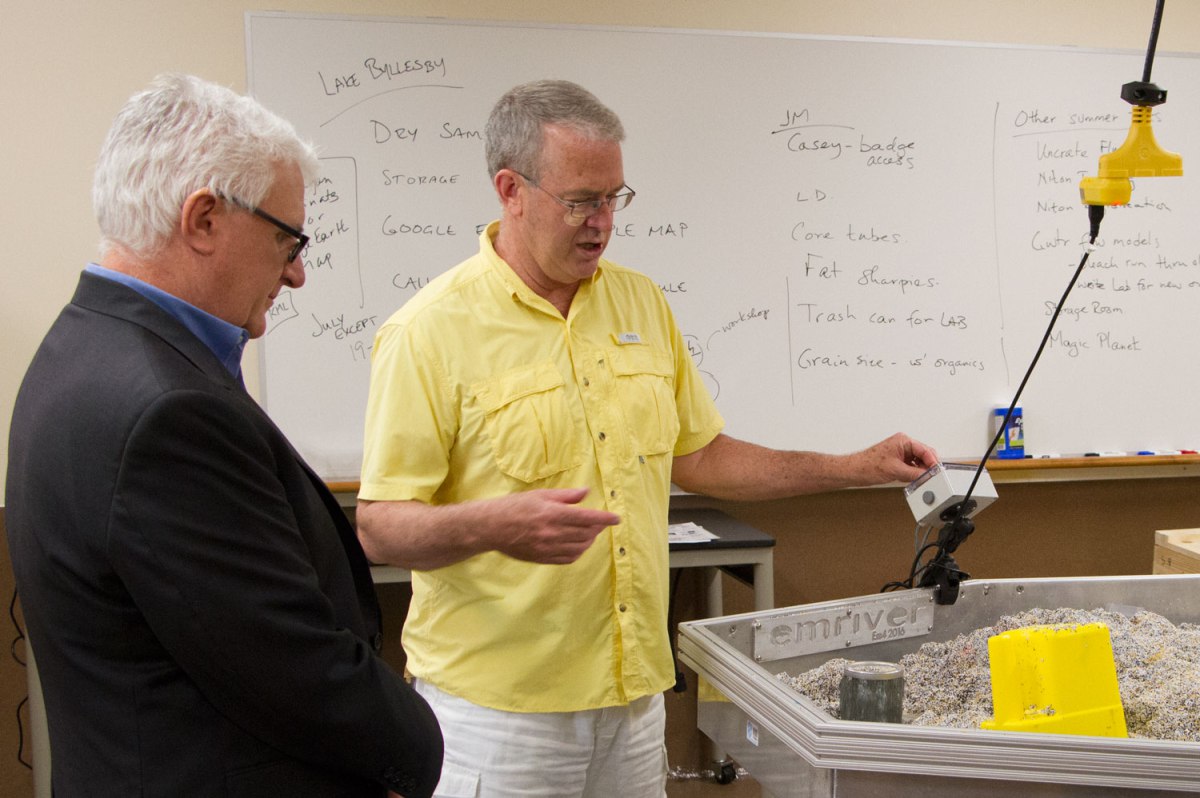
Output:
(472, 361), (584, 483)
(609, 346), (674, 378)
(607, 346), (679, 456)
(474, 361), (566, 413)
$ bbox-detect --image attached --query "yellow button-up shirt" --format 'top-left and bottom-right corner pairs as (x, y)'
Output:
(360, 223), (723, 712)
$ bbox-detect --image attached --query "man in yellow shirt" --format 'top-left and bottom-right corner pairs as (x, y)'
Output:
(358, 79), (937, 797)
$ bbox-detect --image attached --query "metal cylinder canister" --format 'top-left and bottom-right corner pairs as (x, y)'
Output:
(838, 661), (905, 723)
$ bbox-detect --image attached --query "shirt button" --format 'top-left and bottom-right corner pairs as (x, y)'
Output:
(583, 377), (590, 387)
(598, 432), (606, 441)
(618, 603), (628, 612)
(609, 490), (616, 498)
(618, 546), (627, 556)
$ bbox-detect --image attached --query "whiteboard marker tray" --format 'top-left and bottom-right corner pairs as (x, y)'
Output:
(677, 574), (1200, 797)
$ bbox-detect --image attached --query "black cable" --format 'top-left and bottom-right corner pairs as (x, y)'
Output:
(959, 202), (1105, 506)
(886, 208), (1106, 595)
(1142, 0), (1166, 83)
(961, 239), (1096, 538)
(15, 697), (30, 770)
(967, 220), (1100, 497)
(886, 3), (1164, 598)
(9, 588), (26, 667)
(954, 0), (1163, 572)
(9, 588), (31, 770)
(880, 523), (936, 592)
(881, 540), (938, 592)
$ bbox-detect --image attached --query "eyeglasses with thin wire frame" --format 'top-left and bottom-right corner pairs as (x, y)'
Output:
(222, 193), (309, 262)
(514, 172), (636, 226)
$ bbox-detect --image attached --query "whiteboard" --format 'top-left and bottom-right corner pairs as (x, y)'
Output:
(246, 12), (1200, 480)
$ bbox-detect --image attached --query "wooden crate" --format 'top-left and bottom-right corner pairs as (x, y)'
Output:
(1153, 529), (1200, 574)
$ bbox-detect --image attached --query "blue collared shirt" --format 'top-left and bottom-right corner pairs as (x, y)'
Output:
(85, 263), (249, 380)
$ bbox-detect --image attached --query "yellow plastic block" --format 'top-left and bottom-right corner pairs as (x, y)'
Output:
(981, 622), (1127, 737)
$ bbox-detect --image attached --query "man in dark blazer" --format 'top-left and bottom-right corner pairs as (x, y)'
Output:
(5, 73), (442, 797)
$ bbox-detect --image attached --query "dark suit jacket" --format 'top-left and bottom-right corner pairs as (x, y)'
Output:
(6, 272), (442, 797)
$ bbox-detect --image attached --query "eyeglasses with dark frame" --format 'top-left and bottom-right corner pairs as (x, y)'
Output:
(222, 193), (309, 262)
(514, 172), (636, 226)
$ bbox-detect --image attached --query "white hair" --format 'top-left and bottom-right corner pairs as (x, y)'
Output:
(92, 73), (319, 258)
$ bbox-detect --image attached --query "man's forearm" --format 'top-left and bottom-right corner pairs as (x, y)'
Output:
(356, 498), (491, 571)
(356, 488), (621, 570)
(671, 433), (936, 501)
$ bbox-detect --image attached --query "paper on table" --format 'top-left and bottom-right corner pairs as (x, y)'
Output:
(668, 521), (719, 544)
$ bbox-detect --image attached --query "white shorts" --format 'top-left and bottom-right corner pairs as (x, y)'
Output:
(414, 679), (668, 798)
